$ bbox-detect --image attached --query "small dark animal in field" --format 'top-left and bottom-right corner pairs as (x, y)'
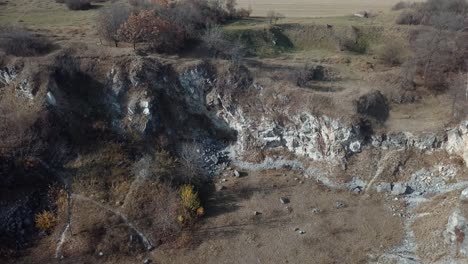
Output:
(326, 24), (333, 29)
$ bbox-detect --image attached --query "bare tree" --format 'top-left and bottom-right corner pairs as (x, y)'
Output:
(201, 24), (226, 57)
(177, 142), (207, 186)
(377, 39), (407, 66)
(225, 0), (237, 17)
(449, 72), (468, 120)
(96, 3), (130, 47)
(267, 10), (285, 25)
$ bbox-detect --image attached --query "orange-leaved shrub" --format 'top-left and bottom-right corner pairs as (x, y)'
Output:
(35, 211), (58, 231)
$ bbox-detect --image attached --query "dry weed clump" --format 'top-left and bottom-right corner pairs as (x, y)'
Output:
(179, 185), (203, 219)
(47, 185), (68, 213)
(0, 27), (54, 57)
(180, 185), (201, 213)
(35, 211), (58, 232)
(65, 0), (91, 10)
(121, 181), (181, 244)
(376, 39), (408, 66)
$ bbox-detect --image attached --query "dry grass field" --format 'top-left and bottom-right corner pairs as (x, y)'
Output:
(236, 0), (422, 17)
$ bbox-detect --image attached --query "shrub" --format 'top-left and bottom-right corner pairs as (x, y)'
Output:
(396, 0), (468, 27)
(336, 26), (374, 54)
(179, 184), (201, 216)
(201, 24), (226, 57)
(430, 12), (466, 31)
(449, 72), (468, 120)
(0, 87), (43, 160)
(96, 3), (130, 47)
(118, 10), (176, 50)
(396, 9), (424, 25)
(48, 185), (68, 213)
(295, 64), (338, 87)
(342, 37), (369, 54)
(236, 7), (252, 18)
(377, 40), (407, 66)
(132, 150), (178, 183)
(412, 30), (466, 91)
(177, 142), (208, 186)
(35, 211), (58, 231)
(0, 27), (54, 56)
(425, 0), (468, 14)
(267, 10), (285, 25)
(392, 1), (411, 11)
(65, 0), (91, 10)
(129, 0), (168, 6)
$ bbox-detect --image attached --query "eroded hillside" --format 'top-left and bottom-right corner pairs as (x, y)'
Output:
(1, 0), (468, 264)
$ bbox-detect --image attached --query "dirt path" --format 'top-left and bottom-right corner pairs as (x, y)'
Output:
(154, 169), (404, 264)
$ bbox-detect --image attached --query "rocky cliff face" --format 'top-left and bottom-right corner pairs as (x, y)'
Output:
(4, 55), (468, 263)
(2, 57), (465, 167)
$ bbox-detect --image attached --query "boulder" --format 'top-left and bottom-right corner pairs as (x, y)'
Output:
(280, 197), (290, 204)
(391, 183), (411, 195)
(335, 200), (347, 209)
(444, 209), (468, 256)
(460, 188), (468, 202)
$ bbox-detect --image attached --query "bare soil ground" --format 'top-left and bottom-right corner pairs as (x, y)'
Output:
(236, 0), (422, 17)
(153, 169), (404, 264)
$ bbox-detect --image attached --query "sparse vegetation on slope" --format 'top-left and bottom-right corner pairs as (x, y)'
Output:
(2, 0), (468, 263)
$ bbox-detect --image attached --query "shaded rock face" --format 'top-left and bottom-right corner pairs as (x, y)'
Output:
(0, 65), (38, 100)
(104, 59), (236, 143)
(0, 67), (18, 86)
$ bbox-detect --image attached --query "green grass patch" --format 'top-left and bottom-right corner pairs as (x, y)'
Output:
(0, 0), (111, 29)
(226, 26), (294, 57)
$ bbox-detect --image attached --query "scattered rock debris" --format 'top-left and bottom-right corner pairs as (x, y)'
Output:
(280, 197), (290, 204)
(335, 201), (347, 209)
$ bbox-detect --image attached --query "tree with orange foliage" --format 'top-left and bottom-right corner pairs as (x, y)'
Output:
(118, 10), (170, 50)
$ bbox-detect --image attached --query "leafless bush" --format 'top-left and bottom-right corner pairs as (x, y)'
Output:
(158, 1), (203, 39)
(396, 9), (425, 25)
(377, 40), (407, 66)
(425, 0), (468, 14)
(0, 88), (43, 160)
(449, 72), (468, 120)
(0, 27), (54, 56)
(396, 0), (468, 27)
(177, 142), (207, 186)
(226, 39), (246, 65)
(392, 1), (414, 11)
(129, 0), (168, 7)
(399, 60), (417, 90)
(201, 24), (226, 57)
(65, 0), (91, 10)
(267, 10), (285, 25)
(337, 26), (371, 54)
(430, 12), (466, 31)
(295, 64), (338, 87)
(96, 3), (130, 47)
(413, 29), (465, 90)
(200, 25), (245, 62)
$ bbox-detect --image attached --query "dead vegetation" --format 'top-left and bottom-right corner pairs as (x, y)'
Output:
(0, 27), (55, 57)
